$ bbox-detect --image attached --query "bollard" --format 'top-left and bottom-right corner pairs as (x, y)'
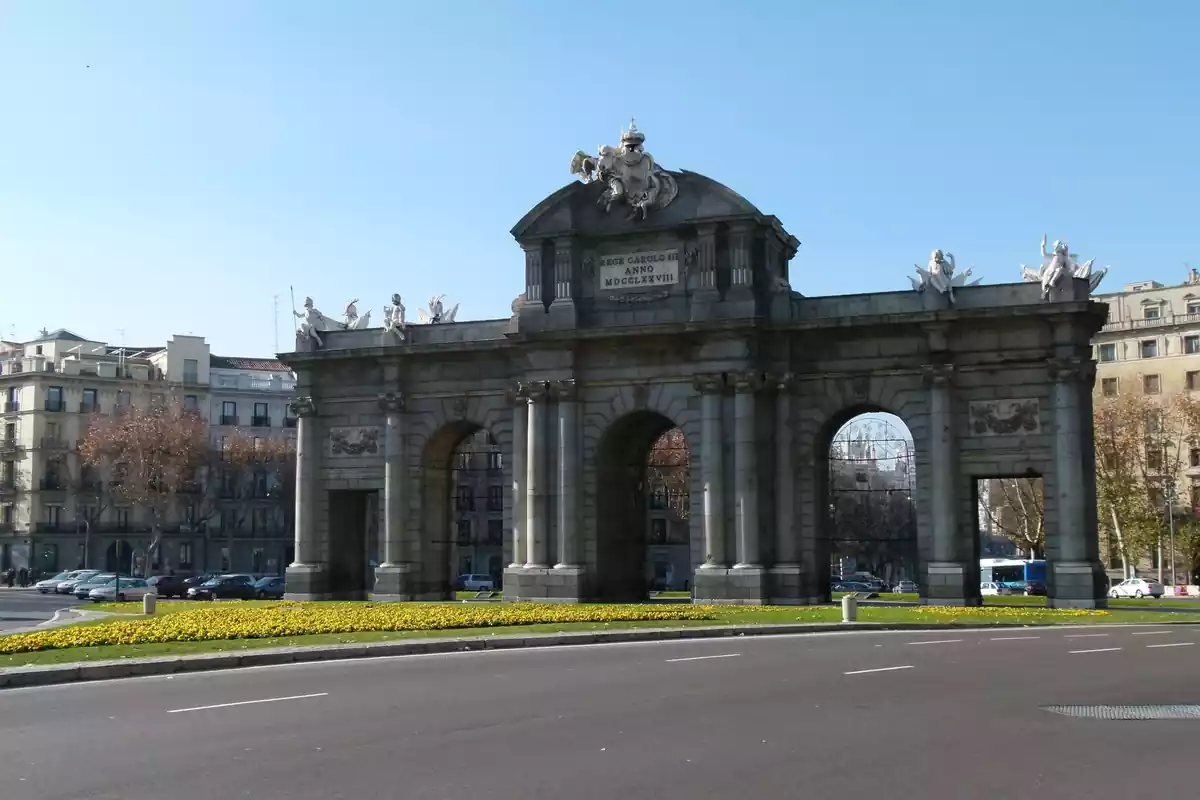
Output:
(143, 591), (157, 615)
(841, 593), (858, 623)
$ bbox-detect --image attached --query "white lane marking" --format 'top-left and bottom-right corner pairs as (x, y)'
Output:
(664, 653), (741, 663)
(1069, 648), (1122, 654)
(906, 639), (962, 646)
(844, 665), (914, 676)
(1064, 633), (1109, 638)
(990, 636), (1041, 641)
(1147, 642), (1195, 649)
(166, 692), (328, 714)
(1132, 631), (1172, 636)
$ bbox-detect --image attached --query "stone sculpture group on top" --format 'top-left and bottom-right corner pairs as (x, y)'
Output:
(569, 119), (679, 221)
(294, 293), (459, 349)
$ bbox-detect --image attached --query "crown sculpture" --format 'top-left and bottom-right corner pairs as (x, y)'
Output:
(569, 119), (679, 221)
(1020, 234), (1108, 300)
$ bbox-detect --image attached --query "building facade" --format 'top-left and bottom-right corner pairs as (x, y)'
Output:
(0, 330), (296, 576)
(278, 124), (1110, 609)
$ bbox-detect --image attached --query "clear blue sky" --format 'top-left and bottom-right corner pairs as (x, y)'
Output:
(1, 1), (1195, 357)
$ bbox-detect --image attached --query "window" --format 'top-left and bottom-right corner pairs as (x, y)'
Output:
(221, 401), (237, 426)
(650, 518), (668, 544)
(252, 508), (268, 533)
(45, 421), (59, 445)
(149, 392), (165, 410)
(253, 402), (269, 427)
(182, 359), (199, 384)
(1100, 378), (1117, 396)
(1189, 372), (1200, 391)
(1, 505), (13, 525)
(179, 542), (193, 570)
(183, 394), (198, 412)
(222, 508), (238, 533)
(1143, 374), (1161, 394)
(1187, 336), (1200, 355)
(487, 518), (503, 544)
(456, 485), (474, 511)
(487, 485), (504, 511)
(649, 490), (667, 510)
(220, 547), (230, 572)
(487, 451), (502, 471)
(35, 345), (43, 355)
(1144, 306), (1161, 320)
(81, 388), (98, 413)
(2, 422), (12, 444)
(456, 518), (471, 543)
(45, 385), (63, 412)
(1192, 481), (1200, 510)
(4, 387), (19, 411)
(1097, 343), (1116, 362)
(115, 508), (129, 529)
(1189, 303), (1200, 316)
(184, 503), (197, 524)
(1141, 340), (1159, 359)
(1190, 448), (1200, 468)
(1147, 448), (1163, 473)
(44, 505), (62, 527)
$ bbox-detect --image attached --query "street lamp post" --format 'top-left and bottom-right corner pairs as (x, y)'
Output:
(1165, 479), (1178, 587)
(76, 518), (91, 569)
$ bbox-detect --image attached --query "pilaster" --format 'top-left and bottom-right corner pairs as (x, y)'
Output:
(373, 391), (413, 600)
(769, 372), (803, 603)
(285, 395), (327, 600)
(523, 380), (550, 568)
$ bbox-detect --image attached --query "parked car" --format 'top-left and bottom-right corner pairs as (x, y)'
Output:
(832, 581), (875, 593)
(73, 574), (116, 599)
(35, 571), (74, 594)
(253, 575), (286, 600)
(1023, 580), (1047, 596)
(146, 574), (192, 599)
(893, 580), (918, 593)
(457, 574), (496, 591)
(1109, 577), (1164, 599)
(88, 577), (153, 603)
(56, 570), (102, 594)
(188, 574), (258, 600)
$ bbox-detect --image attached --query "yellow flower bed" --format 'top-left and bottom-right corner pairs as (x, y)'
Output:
(908, 605), (1109, 618)
(0, 603), (723, 655)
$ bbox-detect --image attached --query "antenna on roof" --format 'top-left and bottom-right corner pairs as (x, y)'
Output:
(273, 294), (280, 354)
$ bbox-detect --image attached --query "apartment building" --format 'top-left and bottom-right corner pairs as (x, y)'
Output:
(0, 329), (296, 577)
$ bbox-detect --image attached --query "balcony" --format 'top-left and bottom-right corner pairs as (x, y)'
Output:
(33, 523), (69, 533)
(39, 437), (71, 450)
(1102, 311), (1200, 333)
(44, 400), (65, 413)
(251, 416), (271, 428)
(219, 415), (238, 426)
(0, 437), (21, 454)
(39, 476), (66, 491)
(79, 402), (99, 414)
(0, 479), (18, 493)
(77, 479), (104, 494)
(1, 401), (19, 414)
(283, 417), (297, 429)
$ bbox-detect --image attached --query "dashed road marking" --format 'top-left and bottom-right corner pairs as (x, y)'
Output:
(1147, 642), (1195, 649)
(844, 665), (915, 676)
(665, 653), (742, 663)
(167, 693), (329, 714)
(1069, 648), (1122, 655)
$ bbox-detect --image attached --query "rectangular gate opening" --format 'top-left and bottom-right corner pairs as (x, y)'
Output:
(976, 475), (1046, 604)
(327, 489), (374, 600)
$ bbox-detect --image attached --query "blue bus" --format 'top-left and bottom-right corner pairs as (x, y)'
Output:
(979, 558), (1046, 585)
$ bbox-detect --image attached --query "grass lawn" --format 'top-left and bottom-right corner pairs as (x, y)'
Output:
(1, 601), (1193, 670)
(832, 592), (1192, 610)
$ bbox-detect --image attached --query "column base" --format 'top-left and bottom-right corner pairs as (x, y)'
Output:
(693, 567), (768, 605)
(922, 561), (981, 607)
(284, 563), (329, 601)
(503, 565), (585, 603)
(372, 564), (418, 601)
(769, 564), (806, 604)
(1048, 560), (1108, 609)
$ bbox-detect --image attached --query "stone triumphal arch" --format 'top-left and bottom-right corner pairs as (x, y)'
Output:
(281, 123), (1109, 608)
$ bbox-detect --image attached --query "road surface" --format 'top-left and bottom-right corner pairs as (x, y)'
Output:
(0, 589), (83, 631)
(1, 624), (1198, 799)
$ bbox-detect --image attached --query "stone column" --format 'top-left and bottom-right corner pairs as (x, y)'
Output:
(732, 371), (762, 569)
(553, 379), (580, 568)
(508, 386), (527, 568)
(285, 395), (325, 599)
(373, 392), (412, 600)
(524, 381), (549, 568)
(693, 375), (726, 567)
(1047, 356), (1105, 608)
(770, 373), (801, 602)
(922, 364), (973, 605)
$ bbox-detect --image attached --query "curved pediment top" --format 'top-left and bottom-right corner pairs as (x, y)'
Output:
(510, 169), (769, 242)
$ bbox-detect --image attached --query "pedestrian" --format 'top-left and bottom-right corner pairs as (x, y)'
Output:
(4, 568), (13, 588)
(17, 567), (27, 587)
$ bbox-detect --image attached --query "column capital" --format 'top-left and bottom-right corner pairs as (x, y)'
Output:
(1046, 356), (1094, 385)
(518, 380), (550, 402)
(377, 391), (405, 414)
(921, 364), (955, 388)
(290, 396), (317, 417)
(769, 372), (796, 393)
(731, 371), (764, 394)
(692, 374), (725, 395)
(550, 379), (578, 401)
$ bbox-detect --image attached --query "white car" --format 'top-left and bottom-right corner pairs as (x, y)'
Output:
(88, 577), (153, 603)
(981, 581), (1002, 596)
(56, 570), (102, 594)
(458, 574), (495, 591)
(1109, 577), (1164, 599)
(35, 571), (74, 594)
(893, 580), (918, 593)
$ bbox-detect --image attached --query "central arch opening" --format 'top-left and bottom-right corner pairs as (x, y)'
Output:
(595, 411), (690, 602)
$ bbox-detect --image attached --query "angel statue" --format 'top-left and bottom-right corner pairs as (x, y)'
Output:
(909, 249), (982, 303)
(341, 299), (372, 330)
(384, 293), (406, 340)
(418, 294), (459, 325)
(1021, 234), (1108, 299)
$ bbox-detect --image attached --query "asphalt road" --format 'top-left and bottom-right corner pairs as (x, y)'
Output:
(2, 624), (1199, 799)
(0, 589), (84, 631)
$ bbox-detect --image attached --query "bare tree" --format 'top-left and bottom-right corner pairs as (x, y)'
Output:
(214, 431), (293, 560)
(980, 478), (1045, 558)
(79, 400), (209, 574)
(646, 427), (689, 519)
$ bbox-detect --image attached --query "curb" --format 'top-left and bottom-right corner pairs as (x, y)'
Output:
(4, 618), (1199, 690)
